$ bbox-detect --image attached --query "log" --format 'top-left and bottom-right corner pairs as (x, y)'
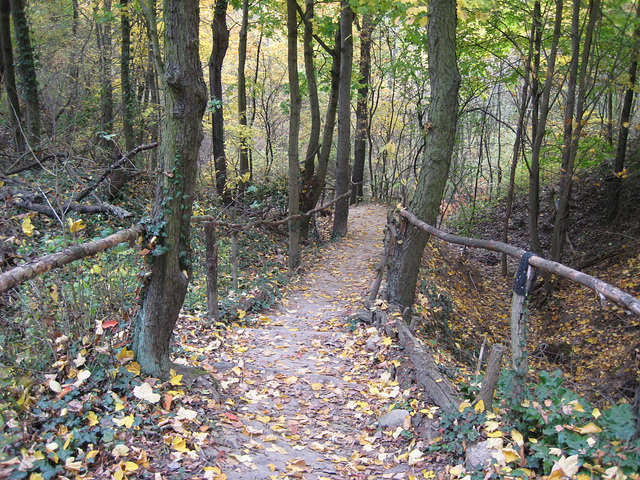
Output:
(205, 221), (220, 322)
(399, 208), (640, 316)
(395, 318), (460, 414)
(473, 344), (505, 410)
(369, 224), (395, 301)
(12, 196), (132, 219)
(0, 224), (145, 293)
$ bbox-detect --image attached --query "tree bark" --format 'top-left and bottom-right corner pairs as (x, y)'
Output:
(474, 344), (505, 410)
(120, 0), (135, 152)
(0, 0), (23, 150)
(134, 0), (207, 378)
(312, 27), (341, 207)
(608, 0), (639, 221)
(351, 14), (373, 206)
(0, 225), (145, 293)
(332, 1), (353, 238)
(11, 0), (40, 145)
(287, 0), (301, 269)
(237, 0), (249, 194)
(210, 0), (231, 204)
(529, 0), (562, 258)
(388, 0), (460, 308)
(94, 0), (115, 155)
(551, 0), (600, 263)
(299, 0), (321, 240)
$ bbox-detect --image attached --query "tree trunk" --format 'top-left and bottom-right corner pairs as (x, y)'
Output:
(134, 0), (207, 378)
(529, 0), (562, 258)
(311, 27), (341, 208)
(95, 0), (115, 156)
(332, 1), (353, 238)
(351, 14), (373, 205)
(287, 0), (301, 269)
(608, 0), (639, 221)
(387, 0), (460, 308)
(210, 0), (231, 205)
(551, 0), (600, 263)
(237, 0), (249, 194)
(299, 0), (321, 240)
(120, 0), (135, 152)
(72, 0), (79, 34)
(0, 0), (23, 150)
(11, 0), (40, 145)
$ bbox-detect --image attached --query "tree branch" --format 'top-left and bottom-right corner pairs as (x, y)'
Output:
(0, 224), (145, 293)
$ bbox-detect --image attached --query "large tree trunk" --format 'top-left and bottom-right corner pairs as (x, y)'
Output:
(210, 0), (231, 205)
(237, 0), (249, 194)
(332, 1), (353, 238)
(287, 0), (302, 269)
(387, 0), (460, 308)
(551, 0), (600, 263)
(11, 0), (40, 145)
(351, 14), (373, 205)
(120, 0), (135, 152)
(0, 0), (23, 150)
(134, 0), (207, 378)
(608, 0), (639, 221)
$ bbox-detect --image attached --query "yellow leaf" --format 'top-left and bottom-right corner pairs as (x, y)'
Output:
(114, 414), (135, 428)
(592, 408), (601, 419)
(551, 455), (580, 478)
(268, 463), (277, 471)
(86, 450), (99, 460)
(91, 264), (102, 274)
(237, 308), (246, 319)
(577, 422), (602, 434)
(474, 400), (485, 413)
(86, 411), (99, 426)
(169, 369), (183, 386)
(502, 448), (520, 463)
(311, 382), (323, 391)
(511, 429), (524, 447)
(486, 430), (503, 438)
(22, 217), (34, 237)
(458, 401), (472, 412)
(126, 362), (141, 376)
(116, 347), (134, 365)
(172, 435), (190, 453)
(29, 474), (44, 480)
(381, 337), (393, 346)
(124, 461), (139, 472)
(67, 218), (86, 233)
(50, 284), (59, 303)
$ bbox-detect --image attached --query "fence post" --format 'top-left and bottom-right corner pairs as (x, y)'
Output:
(205, 221), (220, 322)
(511, 252), (535, 402)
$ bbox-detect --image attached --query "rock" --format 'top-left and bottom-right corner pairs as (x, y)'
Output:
(378, 409), (411, 429)
(366, 335), (380, 351)
(465, 440), (495, 470)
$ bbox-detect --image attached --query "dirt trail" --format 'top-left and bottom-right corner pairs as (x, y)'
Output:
(205, 204), (434, 479)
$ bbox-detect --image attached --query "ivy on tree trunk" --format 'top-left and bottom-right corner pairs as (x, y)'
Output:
(134, 0), (207, 378)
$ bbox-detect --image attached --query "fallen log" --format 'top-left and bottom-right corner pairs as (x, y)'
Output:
(0, 224), (145, 293)
(12, 196), (133, 219)
(395, 318), (460, 414)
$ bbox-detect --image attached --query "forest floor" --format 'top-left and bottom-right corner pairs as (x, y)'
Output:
(162, 204), (445, 479)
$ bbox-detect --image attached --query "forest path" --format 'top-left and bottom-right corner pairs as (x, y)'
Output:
(203, 204), (434, 479)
